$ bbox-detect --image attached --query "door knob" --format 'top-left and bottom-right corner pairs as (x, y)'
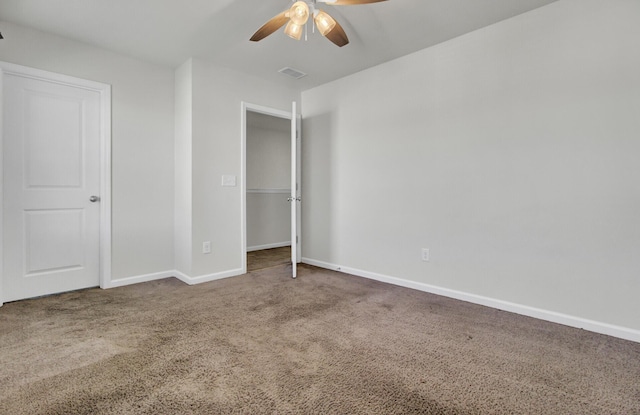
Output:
(89, 195), (100, 202)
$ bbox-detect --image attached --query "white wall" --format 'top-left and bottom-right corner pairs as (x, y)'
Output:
(246, 193), (291, 250)
(174, 60), (193, 276)
(0, 21), (175, 280)
(301, 0), (640, 334)
(181, 59), (299, 278)
(246, 113), (291, 250)
(246, 115), (291, 190)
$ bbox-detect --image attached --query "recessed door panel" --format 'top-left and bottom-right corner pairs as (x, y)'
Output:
(25, 209), (84, 275)
(25, 92), (83, 188)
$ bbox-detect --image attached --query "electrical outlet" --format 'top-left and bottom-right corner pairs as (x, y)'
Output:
(421, 248), (429, 262)
(203, 241), (211, 254)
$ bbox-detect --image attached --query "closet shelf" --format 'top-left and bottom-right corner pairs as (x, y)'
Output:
(247, 188), (291, 194)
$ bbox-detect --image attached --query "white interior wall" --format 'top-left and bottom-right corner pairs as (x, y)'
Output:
(246, 113), (291, 250)
(174, 60), (193, 276)
(0, 21), (175, 281)
(301, 0), (640, 335)
(246, 194), (291, 250)
(246, 116), (291, 190)
(187, 59), (299, 278)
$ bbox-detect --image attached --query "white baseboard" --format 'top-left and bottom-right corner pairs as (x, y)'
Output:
(247, 242), (291, 252)
(105, 270), (176, 289)
(301, 257), (640, 343)
(106, 267), (245, 289)
(174, 268), (245, 285)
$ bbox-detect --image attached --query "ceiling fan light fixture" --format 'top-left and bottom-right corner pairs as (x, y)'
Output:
(314, 10), (336, 36)
(288, 1), (310, 26)
(250, 0), (386, 46)
(284, 21), (304, 40)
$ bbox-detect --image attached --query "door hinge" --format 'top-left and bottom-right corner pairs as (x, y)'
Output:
(296, 236), (298, 243)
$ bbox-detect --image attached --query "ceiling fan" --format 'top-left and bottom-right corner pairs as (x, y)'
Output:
(250, 0), (387, 47)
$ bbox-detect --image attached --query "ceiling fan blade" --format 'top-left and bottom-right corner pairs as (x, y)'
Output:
(324, 19), (349, 47)
(250, 11), (289, 42)
(319, 0), (387, 5)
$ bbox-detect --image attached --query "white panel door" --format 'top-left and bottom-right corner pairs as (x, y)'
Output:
(3, 73), (101, 302)
(290, 101), (301, 278)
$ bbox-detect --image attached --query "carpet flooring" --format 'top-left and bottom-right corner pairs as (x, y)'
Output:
(247, 246), (291, 272)
(1, 263), (639, 414)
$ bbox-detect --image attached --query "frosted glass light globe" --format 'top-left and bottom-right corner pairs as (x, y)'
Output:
(289, 1), (310, 26)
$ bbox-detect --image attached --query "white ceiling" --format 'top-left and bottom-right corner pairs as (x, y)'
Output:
(0, 0), (559, 90)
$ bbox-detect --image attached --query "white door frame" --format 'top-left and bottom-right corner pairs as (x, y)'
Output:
(0, 62), (112, 305)
(240, 102), (296, 274)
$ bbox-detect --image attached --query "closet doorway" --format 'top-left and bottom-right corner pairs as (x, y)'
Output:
(245, 109), (292, 272)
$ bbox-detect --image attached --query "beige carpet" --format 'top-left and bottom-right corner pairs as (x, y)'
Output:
(1, 264), (639, 414)
(247, 246), (291, 272)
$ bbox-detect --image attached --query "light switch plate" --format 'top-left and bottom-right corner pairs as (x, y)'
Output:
(221, 175), (236, 187)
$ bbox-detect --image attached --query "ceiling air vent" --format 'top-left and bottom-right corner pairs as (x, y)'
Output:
(278, 67), (307, 80)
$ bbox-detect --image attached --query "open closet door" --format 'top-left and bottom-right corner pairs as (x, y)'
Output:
(290, 101), (301, 278)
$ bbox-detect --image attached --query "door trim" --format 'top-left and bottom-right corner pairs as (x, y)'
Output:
(0, 62), (112, 304)
(240, 102), (292, 274)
